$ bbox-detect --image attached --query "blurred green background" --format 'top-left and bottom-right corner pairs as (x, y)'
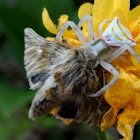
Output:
(0, 0), (140, 140)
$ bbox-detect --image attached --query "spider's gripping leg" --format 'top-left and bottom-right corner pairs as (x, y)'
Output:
(78, 15), (95, 42)
(105, 46), (127, 63)
(126, 45), (140, 64)
(89, 60), (120, 97)
(98, 18), (111, 39)
(106, 45), (140, 64)
(49, 21), (89, 62)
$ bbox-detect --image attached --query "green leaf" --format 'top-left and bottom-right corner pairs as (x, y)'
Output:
(0, 6), (42, 64)
(0, 83), (34, 119)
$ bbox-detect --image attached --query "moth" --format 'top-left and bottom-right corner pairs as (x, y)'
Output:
(24, 15), (140, 125)
(24, 28), (109, 125)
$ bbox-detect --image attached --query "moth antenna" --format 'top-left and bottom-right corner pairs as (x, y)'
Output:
(48, 16), (67, 65)
(49, 16), (66, 41)
(49, 16), (59, 30)
(48, 17), (57, 65)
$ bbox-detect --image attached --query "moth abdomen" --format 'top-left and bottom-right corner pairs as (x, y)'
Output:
(29, 98), (57, 120)
(58, 101), (78, 119)
(54, 95), (110, 126)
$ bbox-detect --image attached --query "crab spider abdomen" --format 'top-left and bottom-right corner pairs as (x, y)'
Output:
(102, 17), (136, 47)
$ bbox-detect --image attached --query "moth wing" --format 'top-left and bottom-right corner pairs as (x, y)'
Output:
(24, 28), (69, 90)
(29, 88), (58, 120)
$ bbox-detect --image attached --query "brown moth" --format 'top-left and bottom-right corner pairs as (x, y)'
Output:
(24, 28), (110, 126)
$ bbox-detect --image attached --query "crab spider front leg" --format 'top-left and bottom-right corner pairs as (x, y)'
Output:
(78, 15), (96, 42)
(89, 60), (120, 97)
(106, 45), (140, 64)
(98, 18), (111, 39)
(49, 21), (89, 62)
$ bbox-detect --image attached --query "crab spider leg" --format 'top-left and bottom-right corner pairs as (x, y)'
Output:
(89, 60), (120, 97)
(49, 21), (89, 63)
(106, 45), (140, 64)
(118, 56), (129, 64)
(78, 15), (95, 42)
(105, 46), (127, 63)
(98, 18), (111, 39)
(126, 45), (140, 64)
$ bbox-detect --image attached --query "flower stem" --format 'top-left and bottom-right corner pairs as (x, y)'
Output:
(95, 126), (107, 140)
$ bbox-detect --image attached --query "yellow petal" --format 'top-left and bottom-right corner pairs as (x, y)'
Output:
(105, 69), (134, 108)
(129, 19), (140, 38)
(46, 37), (55, 41)
(66, 38), (83, 48)
(42, 8), (58, 34)
(131, 5), (140, 22)
(113, 0), (130, 25)
(50, 107), (59, 115)
(135, 33), (140, 44)
(46, 37), (64, 43)
(112, 9), (128, 27)
(92, 0), (130, 34)
(58, 15), (69, 28)
(63, 119), (73, 125)
(101, 107), (118, 131)
(78, 2), (93, 19)
(57, 15), (77, 39)
(63, 29), (77, 39)
(78, 2), (93, 33)
(50, 107), (73, 125)
(92, 0), (114, 33)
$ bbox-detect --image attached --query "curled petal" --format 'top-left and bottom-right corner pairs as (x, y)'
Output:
(117, 121), (133, 140)
(101, 107), (118, 131)
(42, 8), (58, 35)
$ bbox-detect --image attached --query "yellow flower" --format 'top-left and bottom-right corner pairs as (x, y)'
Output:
(42, 1), (140, 139)
(42, 8), (82, 48)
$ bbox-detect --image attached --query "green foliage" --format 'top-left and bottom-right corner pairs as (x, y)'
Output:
(0, 0), (78, 65)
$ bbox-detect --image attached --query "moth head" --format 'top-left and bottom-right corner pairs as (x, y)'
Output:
(89, 39), (112, 59)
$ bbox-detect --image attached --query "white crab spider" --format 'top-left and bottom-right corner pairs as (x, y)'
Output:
(50, 15), (140, 97)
